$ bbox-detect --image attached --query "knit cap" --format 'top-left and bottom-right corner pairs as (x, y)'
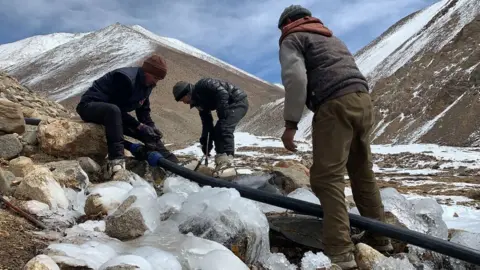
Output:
(278, 5), (312, 29)
(142, 54), (167, 80)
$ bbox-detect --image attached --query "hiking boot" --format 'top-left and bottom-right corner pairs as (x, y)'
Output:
(352, 231), (393, 254)
(365, 238), (393, 254)
(328, 252), (357, 269)
(214, 153), (234, 170)
(103, 158), (126, 180)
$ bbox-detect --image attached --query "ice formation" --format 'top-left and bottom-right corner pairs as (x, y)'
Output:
(262, 253), (297, 270)
(373, 256), (416, 269)
(300, 251), (331, 270)
(168, 185), (270, 264)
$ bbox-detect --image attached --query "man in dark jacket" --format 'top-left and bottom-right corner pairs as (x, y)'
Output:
(277, 5), (392, 269)
(172, 78), (248, 171)
(76, 53), (179, 179)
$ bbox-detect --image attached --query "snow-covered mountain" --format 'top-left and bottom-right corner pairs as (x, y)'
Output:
(0, 23), (284, 145)
(240, 0), (480, 146)
(0, 23), (279, 101)
(0, 32), (88, 69)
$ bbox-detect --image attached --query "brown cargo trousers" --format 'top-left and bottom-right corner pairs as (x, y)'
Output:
(310, 91), (388, 256)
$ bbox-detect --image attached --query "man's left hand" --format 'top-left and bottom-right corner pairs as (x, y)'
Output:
(153, 126), (163, 139)
(281, 128), (297, 152)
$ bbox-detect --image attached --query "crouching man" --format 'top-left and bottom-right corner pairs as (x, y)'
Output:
(172, 78), (249, 172)
(277, 5), (393, 269)
(76, 53), (180, 179)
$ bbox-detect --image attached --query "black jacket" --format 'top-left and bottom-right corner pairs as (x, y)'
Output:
(191, 78), (247, 143)
(79, 67), (155, 128)
(191, 78), (247, 117)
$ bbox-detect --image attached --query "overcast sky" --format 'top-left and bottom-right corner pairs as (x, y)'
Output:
(0, 0), (437, 83)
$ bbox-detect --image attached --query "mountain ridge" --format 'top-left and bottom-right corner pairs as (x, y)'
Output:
(0, 22), (284, 147)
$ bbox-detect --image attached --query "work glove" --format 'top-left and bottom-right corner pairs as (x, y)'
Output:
(138, 124), (161, 144)
(152, 126), (163, 139)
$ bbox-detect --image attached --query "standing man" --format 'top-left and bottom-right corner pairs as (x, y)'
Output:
(172, 78), (248, 172)
(76, 53), (180, 179)
(277, 5), (392, 269)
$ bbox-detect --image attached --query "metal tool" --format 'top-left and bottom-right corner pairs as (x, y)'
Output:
(205, 132), (210, 167)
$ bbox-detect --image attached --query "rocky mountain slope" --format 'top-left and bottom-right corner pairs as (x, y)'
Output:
(0, 23), (284, 146)
(239, 0), (480, 145)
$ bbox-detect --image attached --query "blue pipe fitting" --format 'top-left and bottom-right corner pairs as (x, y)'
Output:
(129, 143), (142, 154)
(147, 152), (163, 166)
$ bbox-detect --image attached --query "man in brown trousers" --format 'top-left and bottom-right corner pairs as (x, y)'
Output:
(277, 5), (393, 269)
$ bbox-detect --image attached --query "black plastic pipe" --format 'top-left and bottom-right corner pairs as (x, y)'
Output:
(24, 118), (480, 265)
(25, 118), (41, 126)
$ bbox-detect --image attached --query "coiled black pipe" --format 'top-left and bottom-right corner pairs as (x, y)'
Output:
(25, 118), (41, 126)
(25, 118), (480, 265)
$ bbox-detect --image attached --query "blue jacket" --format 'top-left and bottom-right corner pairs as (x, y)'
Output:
(79, 67), (155, 127)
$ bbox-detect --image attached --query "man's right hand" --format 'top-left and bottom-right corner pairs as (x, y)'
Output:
(137, 124), (160, 142)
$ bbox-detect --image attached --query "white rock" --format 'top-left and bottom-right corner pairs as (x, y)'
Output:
(0, 134), (23, 159)
(77, 157), (101, 174)
(44, 160), (90, 190)
(355, 243), (386, 270)
(0, 98), (25, 134)
(23, 254), (60, 270)
(37, 118), (107, 158)
(14, 166), (69, 209)
(9, 156), (34, 177)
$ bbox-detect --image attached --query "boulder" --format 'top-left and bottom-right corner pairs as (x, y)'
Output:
(354, 243), (386, 270)
(105, 184), (159, 240)
(44, 160), (89, 190)
(77, 157), (101, 174)
(22, 145), (40, 157)
(23, 254), (60, 270)
(0, 98), (25, 134)
(14, 166), (69, 209)
(9, 156), (34, 177)
(21, 125), (38, 145)
(37, 118), (107, 159)
(271, 166), (310, 194)
(275, 160), (310, 176)
(0, 168), (14, 195)
(0, 134), (23, 159)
